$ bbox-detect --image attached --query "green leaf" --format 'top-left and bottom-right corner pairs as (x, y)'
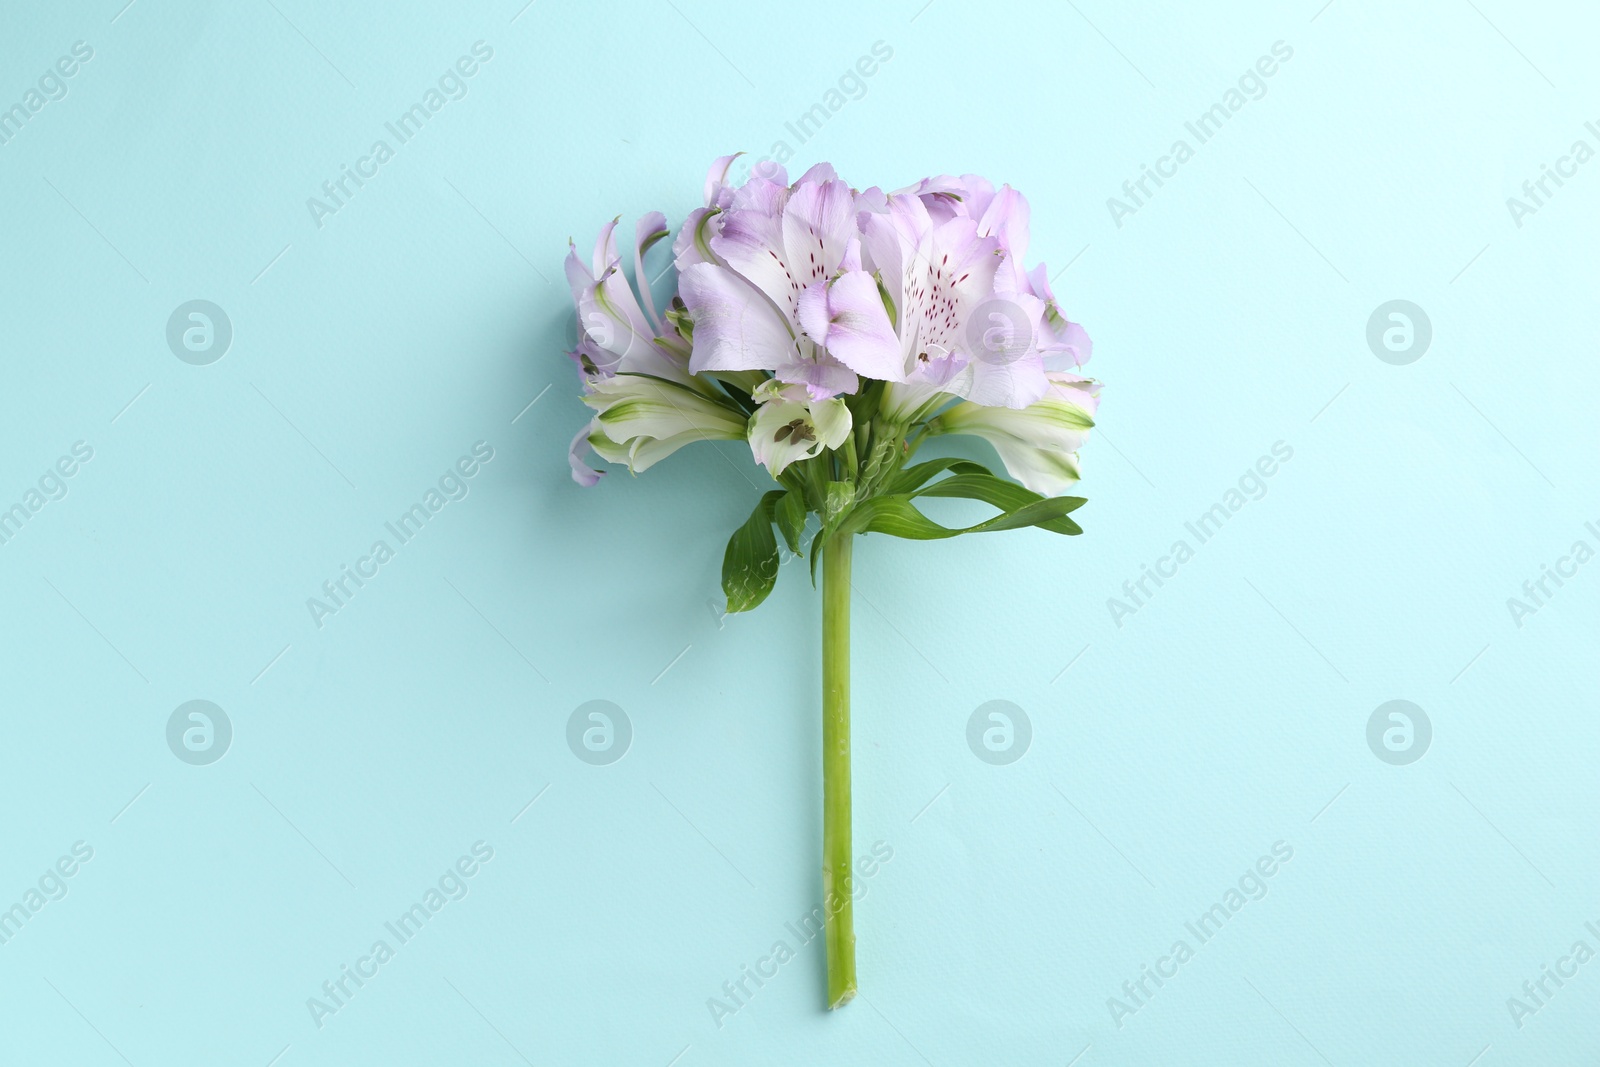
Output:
(722, 490), (785, 613)
(914, 472), (1085, 535)
(808, 527), (827, 586)
(839, 493), (1085, 540)
(776, 488), (807, 555)
(890, 458), (992, 495)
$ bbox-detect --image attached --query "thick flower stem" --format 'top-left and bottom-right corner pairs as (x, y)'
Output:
(821, 531), (856, 1009)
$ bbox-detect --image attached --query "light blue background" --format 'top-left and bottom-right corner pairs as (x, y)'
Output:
(2, 0), (1596, 1063)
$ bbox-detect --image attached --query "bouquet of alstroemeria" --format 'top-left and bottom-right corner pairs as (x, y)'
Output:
(564, 155), (1100, 1009)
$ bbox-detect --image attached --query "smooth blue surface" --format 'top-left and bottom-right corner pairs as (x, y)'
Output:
(2, 1), (1597, 1063)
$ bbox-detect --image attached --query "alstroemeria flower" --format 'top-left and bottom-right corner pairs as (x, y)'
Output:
(748, 380), (851, 476)
(581, 373), (746, 474)
(678, 171), (900, 387)
(859, 192), (1051, 409)
(928, 373), (1100, 495)
(565, 216), (692, 387)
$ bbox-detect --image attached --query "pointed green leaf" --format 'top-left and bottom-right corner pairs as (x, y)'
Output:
(839, 493), (1085, 540)
(914, 472), (1085, 534)
(890, 458), (992, 495)
(722, 490), (785, 613)
(776, 488), (807, 556)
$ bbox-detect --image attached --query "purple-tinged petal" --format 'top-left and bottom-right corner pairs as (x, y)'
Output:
(568, 424), (605, 486)
(633, 211), (669, 335)
(953, 173), (997, 220)
(591, 216), (621, 279)
(704, 153), (743, 205)
(794, 161), (840, 186)
(977, 185), (1030, 266)
(896, 216), (1001, 366)
(773, 343), (860, 400)
(1042, 319), (1093, 370)
(564, 240), (594, 304)
(781, 179), (857, 292)
(1025, 264), (1093, 368)
(679, 262), (796, 373)
(854, 185), (889, 214)
(579, 266), (653, 360)
(673, 207), (724, 270)
(956, 351), (1051, 410)
(838, 235), (862, 274)
(568, 334), (615, 381)
(795, 281), (831, 343)
(798, 272), (903, 381)
(712, 201), (796, 320)
(728, 174), (791, 215)
(895, 174), (988, 224)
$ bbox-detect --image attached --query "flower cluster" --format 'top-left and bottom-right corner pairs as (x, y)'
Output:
(565, 156), (1100, 498)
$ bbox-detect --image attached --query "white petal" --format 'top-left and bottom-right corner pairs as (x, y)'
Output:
(584, 374), (746, 444)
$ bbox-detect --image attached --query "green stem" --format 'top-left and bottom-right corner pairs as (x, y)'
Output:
(821, 531), (856, 1009)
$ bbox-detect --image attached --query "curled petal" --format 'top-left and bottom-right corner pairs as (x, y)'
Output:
(568, 423), (605, 486)
(633, 211), (669, 335)
(704, 153), (743, 205)
(672, 206), (725, 271)
(590, 216), (620, 280)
